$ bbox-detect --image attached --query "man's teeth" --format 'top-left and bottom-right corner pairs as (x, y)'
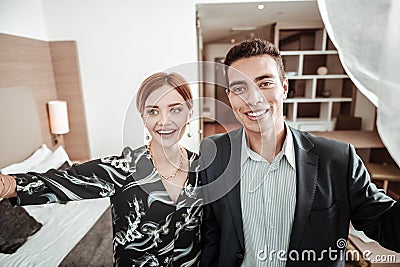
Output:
(247, 110), (267, 117)
(158, 130), (175, 134)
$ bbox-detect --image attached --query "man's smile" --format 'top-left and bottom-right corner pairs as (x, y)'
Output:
(244, 109), (269, 121)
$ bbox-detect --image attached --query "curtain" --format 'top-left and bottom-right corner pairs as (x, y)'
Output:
(318, 0), (400, 165)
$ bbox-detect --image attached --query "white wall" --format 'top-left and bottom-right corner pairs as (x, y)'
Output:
(0, 0), (48, 40)
(0, 0), (278, 158)
(41, 0), (203, 157)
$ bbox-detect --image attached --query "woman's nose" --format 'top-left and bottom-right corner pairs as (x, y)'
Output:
(157, 111), (171, 125)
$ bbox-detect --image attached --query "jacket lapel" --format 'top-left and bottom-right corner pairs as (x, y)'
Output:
(288, 128), (319, 250)
(222, 128), (245, 250)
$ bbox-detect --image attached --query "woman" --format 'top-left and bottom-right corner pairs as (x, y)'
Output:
(0, 72), (203, 267)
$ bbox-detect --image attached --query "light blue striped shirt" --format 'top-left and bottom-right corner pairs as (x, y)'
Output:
(240, 125), (297, 267)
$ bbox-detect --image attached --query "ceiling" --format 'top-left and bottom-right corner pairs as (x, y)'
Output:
(197, 1), (322, 44)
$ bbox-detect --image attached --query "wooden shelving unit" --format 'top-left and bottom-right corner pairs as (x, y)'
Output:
(275, 22), (357, 131)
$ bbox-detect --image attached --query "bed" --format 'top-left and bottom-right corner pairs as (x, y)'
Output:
(0, 87), (112, 266)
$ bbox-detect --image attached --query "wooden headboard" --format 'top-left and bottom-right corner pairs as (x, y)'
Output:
(0, 87), (43, 168)
(0, 33), (90, 161)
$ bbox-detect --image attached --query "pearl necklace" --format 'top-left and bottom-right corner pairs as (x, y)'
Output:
(147, 143), (185, 180)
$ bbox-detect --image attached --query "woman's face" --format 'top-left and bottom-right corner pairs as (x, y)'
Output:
(142, 84), (191, 148)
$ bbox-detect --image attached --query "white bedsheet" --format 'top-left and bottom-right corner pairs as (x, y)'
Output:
(0, 198), (110, 267)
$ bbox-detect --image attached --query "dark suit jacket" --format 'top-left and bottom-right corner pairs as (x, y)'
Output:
(199, 127), (400, 267)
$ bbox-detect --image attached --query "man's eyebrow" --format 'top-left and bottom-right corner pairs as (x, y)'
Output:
(229, 74), (277, 87)
(229, 80), (247, 88)
(254, 74), (277, 82)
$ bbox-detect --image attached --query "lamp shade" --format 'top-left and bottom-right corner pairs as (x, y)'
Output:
(48, 100), (69, 134)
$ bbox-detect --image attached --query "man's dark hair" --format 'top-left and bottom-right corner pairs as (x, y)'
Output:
(224, 39), (286, 85)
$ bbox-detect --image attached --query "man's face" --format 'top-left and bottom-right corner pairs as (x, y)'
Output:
(226, 55), (288, 135)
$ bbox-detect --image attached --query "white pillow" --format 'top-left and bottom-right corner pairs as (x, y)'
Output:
(31, 146), (71, 173)
(1, 144), (52, 174)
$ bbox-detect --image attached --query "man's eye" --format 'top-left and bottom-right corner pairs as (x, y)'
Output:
(231, 86), (246, 94)
(260, 81), (274, 89)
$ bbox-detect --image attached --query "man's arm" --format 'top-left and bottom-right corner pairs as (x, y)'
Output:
(200, 200), (221, 267)
(199, 138), (221, 267)
(348, 144), (400, 252)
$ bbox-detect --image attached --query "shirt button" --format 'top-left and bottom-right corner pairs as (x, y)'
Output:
(270, 223), (274, 229)
(236, 252), (244, 259)
(267, 197), (272, 203)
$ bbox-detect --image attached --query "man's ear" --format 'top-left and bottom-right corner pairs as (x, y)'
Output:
(282, 78), (289, 99)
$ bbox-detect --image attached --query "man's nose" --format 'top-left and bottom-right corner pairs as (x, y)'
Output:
(245, 86), (264, 106)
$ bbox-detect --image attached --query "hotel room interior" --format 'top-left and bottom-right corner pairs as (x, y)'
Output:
(1, 0), (399, 266)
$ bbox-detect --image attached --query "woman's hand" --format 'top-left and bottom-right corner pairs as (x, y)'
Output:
(0, 174), (17, 199)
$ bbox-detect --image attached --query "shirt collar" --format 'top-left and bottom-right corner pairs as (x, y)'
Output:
(240, 123), (296, 169)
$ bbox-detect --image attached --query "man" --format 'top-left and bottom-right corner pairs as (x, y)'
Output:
(199, 39), (400, 267)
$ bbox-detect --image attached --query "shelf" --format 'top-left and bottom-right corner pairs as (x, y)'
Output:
(281, 50), (338, 56)
(295, 118), (335, 123)
(287, 74), (348, 79)
(286, 118), (336, 132)
(284, 97), (352, 103)
(315, 97), (352, 102)
(276, 23), (356, 132)
(282, 52), (345, 76)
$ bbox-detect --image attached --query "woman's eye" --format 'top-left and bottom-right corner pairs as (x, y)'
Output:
(147, 109), (159, 115)
(171, 107), (182, 113)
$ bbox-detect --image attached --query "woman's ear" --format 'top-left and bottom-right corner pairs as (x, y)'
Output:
(140, 113), (147, 127)
(188, 109), (194, 121)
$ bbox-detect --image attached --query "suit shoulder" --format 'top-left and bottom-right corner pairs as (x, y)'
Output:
(200, 133), (229, 155)
(297, 130), (350, 154)
(205, 132), (228, 143)
(202, 127), (242, 144)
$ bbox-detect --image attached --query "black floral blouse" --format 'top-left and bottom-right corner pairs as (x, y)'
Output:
(13, 146), (203, 267)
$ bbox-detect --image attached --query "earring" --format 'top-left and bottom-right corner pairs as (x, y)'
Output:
(145, 129), (151, 140)
(187, 122), (193, 138)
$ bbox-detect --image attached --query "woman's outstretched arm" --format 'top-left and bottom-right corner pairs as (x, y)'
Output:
(0, 174), (17, 199)
(0, 153), (129, 205)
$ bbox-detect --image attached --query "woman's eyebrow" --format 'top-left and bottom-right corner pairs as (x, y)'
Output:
(168, 103), (184, 107)
(145, 105), (158, 109)
(145, 103), (183, 109)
